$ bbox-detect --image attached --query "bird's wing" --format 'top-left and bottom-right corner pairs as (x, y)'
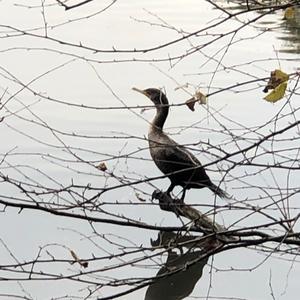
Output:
(159, 134), (202, 168)
(165, 144), (201, 168)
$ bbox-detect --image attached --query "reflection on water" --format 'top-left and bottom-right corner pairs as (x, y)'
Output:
(145, 231), (212, 300)
(279, 7), (300, 53)
(216, 1), (300, 53)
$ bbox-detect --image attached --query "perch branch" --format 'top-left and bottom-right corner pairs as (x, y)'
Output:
(152, 190), (236, 243)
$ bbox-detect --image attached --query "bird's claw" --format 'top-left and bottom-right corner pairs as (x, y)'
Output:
(152, 189), (163, 201)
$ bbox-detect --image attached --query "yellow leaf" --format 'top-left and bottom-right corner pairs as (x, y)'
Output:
(284, 7), (295, 20)
(274, 69), (289, 82)
(264, 81), (287, 103)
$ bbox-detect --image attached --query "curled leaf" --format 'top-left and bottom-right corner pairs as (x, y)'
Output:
(263, 69), (289, 93)
(264, 81), (287, 103)
(135, 192), (146, 202)
(194, 91), (207, 104)
(97, 162), (107, 171)
(185, 98), (197, 111)
(185, 90), (207, 111)
(70, 250), (88, 268)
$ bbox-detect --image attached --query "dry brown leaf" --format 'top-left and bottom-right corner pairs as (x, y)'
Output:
(185, 90), (207, 111)
(263, 69), (289, 93)
(70, 250), (88, 268)
(194, 91), (207, 104)
(135, 193), (146, 202)
(97, 162), (107, 171)
(185, 98), (197, 111)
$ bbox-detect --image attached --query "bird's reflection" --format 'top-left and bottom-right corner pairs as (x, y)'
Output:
(145, 231), (212, 300)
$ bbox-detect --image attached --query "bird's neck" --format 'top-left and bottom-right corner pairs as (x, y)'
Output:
(151, 106), (169, 131)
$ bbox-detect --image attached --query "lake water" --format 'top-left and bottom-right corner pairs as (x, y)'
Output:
(0, 1), (299, 299)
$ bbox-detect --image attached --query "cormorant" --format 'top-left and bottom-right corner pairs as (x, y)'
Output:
(133, 87), (228, 201)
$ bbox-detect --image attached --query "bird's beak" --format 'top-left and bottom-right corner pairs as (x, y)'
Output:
(132, 87), (149, 98)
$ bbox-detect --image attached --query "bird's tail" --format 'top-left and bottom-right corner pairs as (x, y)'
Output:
(209, 183), (231, 199)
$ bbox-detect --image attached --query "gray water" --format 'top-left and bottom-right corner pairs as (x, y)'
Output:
(0, 1), (299, 299)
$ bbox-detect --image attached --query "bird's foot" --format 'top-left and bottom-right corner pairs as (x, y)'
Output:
(151, 189), (163, 201)
(152, 189), (182, 217)
(178, 196), (185, 205)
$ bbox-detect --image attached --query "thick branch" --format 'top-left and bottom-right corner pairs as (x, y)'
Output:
(152, 190), (235, 243)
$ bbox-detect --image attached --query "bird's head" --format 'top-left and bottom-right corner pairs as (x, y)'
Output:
(132, 87), (169, 106)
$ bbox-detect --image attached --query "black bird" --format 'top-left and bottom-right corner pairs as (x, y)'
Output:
(133, 87), (228, 201)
